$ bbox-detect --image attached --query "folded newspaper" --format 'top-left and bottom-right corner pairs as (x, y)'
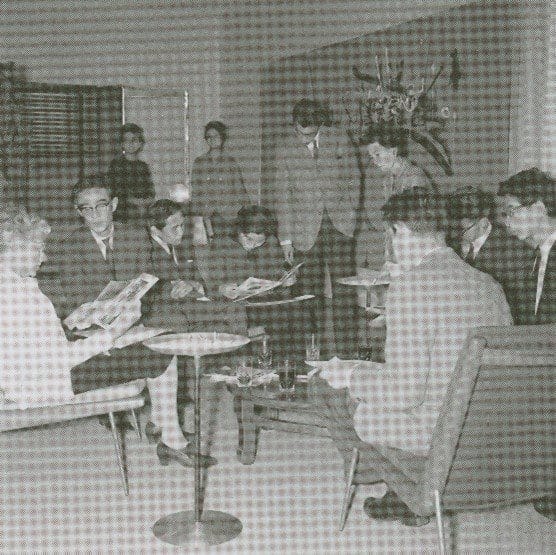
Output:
(64, 273), (159, 330)
(224, 262), (304, 302)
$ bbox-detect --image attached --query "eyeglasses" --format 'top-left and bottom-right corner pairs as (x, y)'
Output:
(77, 201), (111, 216)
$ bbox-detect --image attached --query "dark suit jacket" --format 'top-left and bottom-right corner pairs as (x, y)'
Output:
(534, 244), (555, 324)
(458, 225), (536, 325)
(147, 238), (200, 284)
(38, 222), (150, 319)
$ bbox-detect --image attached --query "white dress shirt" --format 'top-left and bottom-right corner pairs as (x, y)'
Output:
(462, 221), (492, 260)
(90, 225), (114, 261)
(0, 269), (113, 408)
(151, 233), (179, 266)
(535, 229), (556, 313)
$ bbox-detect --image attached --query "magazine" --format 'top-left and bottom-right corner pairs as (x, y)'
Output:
(64, 273), (159, 330)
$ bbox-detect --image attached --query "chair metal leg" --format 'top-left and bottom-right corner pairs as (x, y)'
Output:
(108, 412), (129, 496)
(434, 489), (447, 555)
(129, 408), (141, 441)
(339, 447), (359, 531)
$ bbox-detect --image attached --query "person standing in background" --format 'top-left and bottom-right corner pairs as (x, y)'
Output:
(273, 98), (360, 357)
(107, 123), (155, 222)
(190, 121), (250, 241)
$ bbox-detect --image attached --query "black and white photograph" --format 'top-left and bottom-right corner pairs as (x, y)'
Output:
(0, 1), (554, 552)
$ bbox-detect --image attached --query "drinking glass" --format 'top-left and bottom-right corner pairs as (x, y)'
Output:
(305, 333), (321, 361)
(257, 335), (273, 371)
(278, 359), (295, 393)
(236, 355), (254, 387)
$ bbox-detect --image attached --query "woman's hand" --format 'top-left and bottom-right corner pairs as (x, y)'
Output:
(219, 283), (239, 300)
(170, 280), (205, 299)
(281, 243), (294, 265)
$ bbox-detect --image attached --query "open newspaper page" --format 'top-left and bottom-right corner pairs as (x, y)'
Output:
(64, 273), (159, 330)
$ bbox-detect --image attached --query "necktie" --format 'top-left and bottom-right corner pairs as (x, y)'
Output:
(103, 237), (116, 279)
(311, 140), (318, 160)
(464, 244), (475, 264)
(171, 245), (179, 267)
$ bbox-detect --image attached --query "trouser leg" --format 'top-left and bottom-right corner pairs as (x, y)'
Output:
(308, 375), (381, 483)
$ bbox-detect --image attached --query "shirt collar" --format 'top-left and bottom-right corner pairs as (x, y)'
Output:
(539, 228), (556, 259)
(151, 232), (171, 255)
(90, 225), (114, 250)
(472, 221), (492, 254)
(151, 232), (179, 265)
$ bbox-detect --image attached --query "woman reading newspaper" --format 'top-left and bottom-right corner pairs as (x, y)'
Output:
(210, 205), (292, 299)
(210, 205), (311, 360)
(0, 206), (214, 469)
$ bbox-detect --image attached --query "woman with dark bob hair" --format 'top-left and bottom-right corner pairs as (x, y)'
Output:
(107, 122), (155, 222)
(190, 121), (250, 240)
(208, 204), (285, 296)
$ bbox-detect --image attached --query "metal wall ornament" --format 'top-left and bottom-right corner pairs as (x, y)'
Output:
(346, 49), (454, 175)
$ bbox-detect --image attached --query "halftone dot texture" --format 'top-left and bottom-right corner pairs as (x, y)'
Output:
(1, 1), (555, 553)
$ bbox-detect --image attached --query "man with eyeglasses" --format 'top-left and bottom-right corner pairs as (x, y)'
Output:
(273, 98), (360, 357)
(448, 185), (535, 324)
(497, 167), (556, 326)
(39, 174), (150, 320)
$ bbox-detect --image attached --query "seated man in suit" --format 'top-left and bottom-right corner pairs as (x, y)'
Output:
(310, 188), (512, 525)
(497, 167), (556, 326)
(38, 174), (150, 320)
(142, 199), (248, 334)
(448, 185), (536, 324)
(498, 168), (556, 522)
(36, 178), (216, 467)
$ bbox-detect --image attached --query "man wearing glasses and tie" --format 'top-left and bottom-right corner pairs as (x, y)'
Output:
(38, 174), (150, 320)
(273, 98), (360, 357)
(448, 185), (536, 325)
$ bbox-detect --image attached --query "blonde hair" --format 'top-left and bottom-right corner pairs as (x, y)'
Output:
(0, 204), (51, 253)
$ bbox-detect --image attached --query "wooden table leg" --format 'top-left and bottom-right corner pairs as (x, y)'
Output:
(235, 397), (258, 465)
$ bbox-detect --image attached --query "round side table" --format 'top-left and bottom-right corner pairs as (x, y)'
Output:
(144, 332), (250, 547)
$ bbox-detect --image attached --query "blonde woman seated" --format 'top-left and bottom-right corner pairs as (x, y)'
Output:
(0, 205), (214, 469)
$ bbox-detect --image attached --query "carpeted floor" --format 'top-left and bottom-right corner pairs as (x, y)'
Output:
(1, 381), (554, 553)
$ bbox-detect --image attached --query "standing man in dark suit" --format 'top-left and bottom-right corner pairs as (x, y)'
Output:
(448, 186), (536, 324)
(274, 98), (360, 356)
(38, 175), (150, 320)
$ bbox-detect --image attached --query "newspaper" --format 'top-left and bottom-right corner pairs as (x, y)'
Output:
(64, 273), (159, 330)
(226, 262), (305, 302)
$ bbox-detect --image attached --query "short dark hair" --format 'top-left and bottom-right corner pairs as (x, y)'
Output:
(448, 186), (494, 221)
(72, 175), (112, 205)
(292, 98), (327, 128)
(147, 199), (185, 230)
(121, 123), (145, 144)
(363, 121), (406, 150)
(381, 187), (447, 234)
(497, 167), (556, 217)
(204, 120), (228, 143)
(235, 205), (276, 237)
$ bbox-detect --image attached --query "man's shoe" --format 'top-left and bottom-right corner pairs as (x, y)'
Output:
(364, 491), (431, 527)
(156, 442), (217, 468)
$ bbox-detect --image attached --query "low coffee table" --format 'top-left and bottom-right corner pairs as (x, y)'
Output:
(231, 379), (329, 465)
